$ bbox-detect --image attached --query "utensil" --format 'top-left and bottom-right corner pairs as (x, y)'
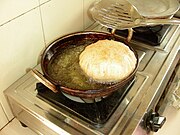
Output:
(31, 31), (139, 98)
(90, 0), (180, 29)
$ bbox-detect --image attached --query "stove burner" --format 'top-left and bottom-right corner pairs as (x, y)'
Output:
(61, 91), (105, 103)
(133, 25), (163, 34)
(109, 25), (172, 45)
(36, 79), (135, 127)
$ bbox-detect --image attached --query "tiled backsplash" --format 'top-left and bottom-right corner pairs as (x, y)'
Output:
(40, 0), (84, 45)
(0, 0), (39, 26)
(0, 0), (96, 122)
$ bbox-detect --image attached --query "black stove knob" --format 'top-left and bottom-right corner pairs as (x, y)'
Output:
(147, 111), (166, 132)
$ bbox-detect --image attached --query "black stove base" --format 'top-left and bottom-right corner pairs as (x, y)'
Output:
(36, 79), (134, 127)
(110, 25), (172, 46)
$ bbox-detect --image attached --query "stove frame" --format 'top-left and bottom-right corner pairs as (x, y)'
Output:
(4, 23), (180, 135)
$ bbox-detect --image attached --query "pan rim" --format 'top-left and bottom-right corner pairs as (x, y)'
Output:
(40, 31), (139, 98)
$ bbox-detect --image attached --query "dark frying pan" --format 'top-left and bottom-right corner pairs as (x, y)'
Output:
(32, 31), (139, 98)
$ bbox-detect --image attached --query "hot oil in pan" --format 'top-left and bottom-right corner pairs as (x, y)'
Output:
(47, 43), (110, 90)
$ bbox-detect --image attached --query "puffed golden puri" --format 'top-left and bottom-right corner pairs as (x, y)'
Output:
(79, 39), (137, 83)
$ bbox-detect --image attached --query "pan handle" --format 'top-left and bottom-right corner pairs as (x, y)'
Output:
(31, 69), (58, 93)
(109, 28), (133, 43)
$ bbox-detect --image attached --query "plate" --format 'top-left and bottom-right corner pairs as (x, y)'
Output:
(127, 0), (180, 18)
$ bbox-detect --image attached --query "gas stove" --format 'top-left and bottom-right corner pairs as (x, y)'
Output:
(36, 79), (135, 128)
(4, 23), (180, 135)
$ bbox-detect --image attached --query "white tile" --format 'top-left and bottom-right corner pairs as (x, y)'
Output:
(0, 8), (44, 90)
(0, 0), (39, 26)
(0, 93), (14, 121)
(39, 0), (51, 5)
(1, 118), (37, 135)
(0, 104), (8, 129)
(83, 0), (97, 29)
(0, 8), (45, 119)
(40, 0), (84, 45)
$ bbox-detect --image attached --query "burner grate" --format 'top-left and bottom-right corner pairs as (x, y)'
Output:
(109, 25), (172, 45)
(36, 79), (135, 127)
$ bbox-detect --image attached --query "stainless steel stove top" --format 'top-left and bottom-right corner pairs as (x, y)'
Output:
(4, 23), (180, 135)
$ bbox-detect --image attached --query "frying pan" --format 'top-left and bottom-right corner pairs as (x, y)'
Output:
(31, 31), (139, 98)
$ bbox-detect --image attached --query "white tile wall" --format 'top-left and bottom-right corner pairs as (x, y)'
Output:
(0, 0), (97, 129)
(0, 0), (39, 26)
(0, 8), (45, 120)
(39, 0), (51, 5)
(40, 0), (84, 45)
